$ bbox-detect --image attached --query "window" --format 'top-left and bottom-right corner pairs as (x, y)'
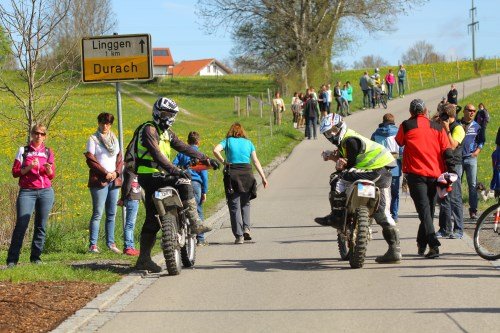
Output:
(153, 50), (168, 56)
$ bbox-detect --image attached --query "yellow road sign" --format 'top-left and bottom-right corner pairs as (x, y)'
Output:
(81, 34), (152, 83)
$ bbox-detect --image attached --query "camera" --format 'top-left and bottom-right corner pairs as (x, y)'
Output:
(439, 112), (449, 121)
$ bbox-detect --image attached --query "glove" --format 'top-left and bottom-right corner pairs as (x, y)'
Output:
(190, 158), (200, 167)
(178, 169), (192, 180)
(208, 158), (220, 170)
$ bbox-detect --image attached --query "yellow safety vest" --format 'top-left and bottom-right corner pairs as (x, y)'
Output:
(340, 129), (395, 170)
(136, 122), (172, 174)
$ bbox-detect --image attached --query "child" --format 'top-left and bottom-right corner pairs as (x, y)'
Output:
(119, 168), (142, 256)
(173, 131), (209, 245)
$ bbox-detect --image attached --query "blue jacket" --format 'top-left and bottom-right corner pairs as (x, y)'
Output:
(371, 123), (403, 177)
(461, 120), (485, 158)
(173, 145), (208, 194)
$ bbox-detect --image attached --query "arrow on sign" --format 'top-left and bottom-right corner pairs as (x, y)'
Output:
(139, 40), (145, 53)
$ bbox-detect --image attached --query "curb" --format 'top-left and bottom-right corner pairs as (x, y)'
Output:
(51, 148), (298, 332)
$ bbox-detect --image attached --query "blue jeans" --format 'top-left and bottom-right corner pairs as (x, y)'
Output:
(398, 79), (405, 95)
(7, 187), (54, 264)
(123, 199), (139, 249)
(89, 183), (120, 247)
(390, 176), (400, 220)
(362, 89), (372, 108)
(305, 117), (317, 139)
(192, 181), (205, 241)
(462, 156), (478, 214)
(439, 164), (463, 235)
(387, 83), (393, 99)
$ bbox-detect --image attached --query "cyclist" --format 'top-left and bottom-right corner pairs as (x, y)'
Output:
(315, 114), (402, 263)
(134, 97), (219, 272)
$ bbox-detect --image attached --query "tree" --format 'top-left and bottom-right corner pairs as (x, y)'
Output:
(197, 0), (425, 88)
(51, 0), (116, 71)
(401, 40), (445, 65)
(0, 25), (15, 68)
(352, 55), (389, 69)
(0, 0), (79, 139)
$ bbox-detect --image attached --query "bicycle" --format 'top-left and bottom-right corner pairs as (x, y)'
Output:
(473, 197), (500, 260)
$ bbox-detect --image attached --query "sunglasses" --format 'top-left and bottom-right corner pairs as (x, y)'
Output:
(33, 131), (46, 136)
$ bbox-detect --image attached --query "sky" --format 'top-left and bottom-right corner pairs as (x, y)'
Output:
(113, 0), (500, 68)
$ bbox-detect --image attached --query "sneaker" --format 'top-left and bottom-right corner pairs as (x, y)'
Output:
(234, 236), (244, 244)
(123, 247), (140, 256)
(88, 245), (100, 253)
(470, 212), (478, 220)
(196, 240), (209, 246)
(435, 230), (450, 238)
(449, 233), (463, 239)
(7, 262), (16, 269)
(243, 228), (252, 241)
(31, 260), (43, 265)
(108, 243), (122, 254)
(425, 247), (440, 259)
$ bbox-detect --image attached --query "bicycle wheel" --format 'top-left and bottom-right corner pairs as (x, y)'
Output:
(381, 94), (388, 109)
(473, 203), (500, 260)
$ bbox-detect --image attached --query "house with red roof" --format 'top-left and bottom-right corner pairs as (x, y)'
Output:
(173, 58), (232, 77)
(152, 48), (174, 77)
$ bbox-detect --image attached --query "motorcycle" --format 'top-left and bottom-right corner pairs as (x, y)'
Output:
(152, 160), (212, 275)
(336, 179), (380, 268)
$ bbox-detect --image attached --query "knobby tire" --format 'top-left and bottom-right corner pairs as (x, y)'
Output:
(349, 206), (370, 268)
(161, 213), (182, 275)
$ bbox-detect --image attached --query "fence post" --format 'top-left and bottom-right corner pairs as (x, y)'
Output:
(259, 99), (263, 118)
(246, 96), (250, 117)
(267, 88), (271, 104)
(496, 58), (498, 72)
(237, 97), (241, 117)
(419, 71), (423, 87)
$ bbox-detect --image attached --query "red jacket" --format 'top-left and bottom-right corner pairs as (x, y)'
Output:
(395, 114), (450, 178)
(12, 143), (55, 189)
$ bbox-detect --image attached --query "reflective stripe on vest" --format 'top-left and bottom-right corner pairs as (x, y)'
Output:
(340, 129), (395, 170)
(136, 123), (172, 174)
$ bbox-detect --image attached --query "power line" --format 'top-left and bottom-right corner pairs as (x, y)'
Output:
(468, 0), (479, 61)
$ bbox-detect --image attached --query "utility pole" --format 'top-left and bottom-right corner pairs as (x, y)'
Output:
(468, 0), (479, 61)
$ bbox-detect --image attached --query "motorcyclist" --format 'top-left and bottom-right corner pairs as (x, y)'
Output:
(134, 97), (220, 272)
(315, 114), (402, 263)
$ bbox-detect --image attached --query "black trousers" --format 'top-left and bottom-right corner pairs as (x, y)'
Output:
(138, 174), (194, 235)
(407, 173), (441, 248)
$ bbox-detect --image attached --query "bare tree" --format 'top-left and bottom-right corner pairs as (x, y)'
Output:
(352, 55), (389, 69)
(197, 0), (425, 87)
(0, 0), (79, 139)
(401, 40), (445, 65)
(52, 0), (116, 71)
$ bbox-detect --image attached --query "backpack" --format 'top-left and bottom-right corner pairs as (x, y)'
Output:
(123, 122), (156, 173)
(22, 146), (50, 167)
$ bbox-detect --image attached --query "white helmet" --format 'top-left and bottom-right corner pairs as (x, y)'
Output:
(153, 97), (179, 130)
(320, 113), (347, 146)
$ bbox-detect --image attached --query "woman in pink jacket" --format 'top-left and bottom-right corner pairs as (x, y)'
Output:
(385, 69), (396, 100)
(7, 124), (55, 268)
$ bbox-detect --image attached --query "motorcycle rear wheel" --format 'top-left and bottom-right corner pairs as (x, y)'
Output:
(161, 211), (182, 275)
(349, 206), (370, 269)
(181, 232), (196, 267)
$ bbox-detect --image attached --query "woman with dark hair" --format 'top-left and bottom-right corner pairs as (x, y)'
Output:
(85, 112), (123, 254)
(213, 123), (268, 244)
(7, 124), (55, 268)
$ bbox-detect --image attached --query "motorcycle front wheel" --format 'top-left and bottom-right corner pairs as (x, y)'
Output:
(349, 206), (370, 269)
(337, 229), (351, 260)
(161, 210), (182, 275)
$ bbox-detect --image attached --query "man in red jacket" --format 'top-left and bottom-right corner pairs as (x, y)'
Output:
(395, 99), (453, 258)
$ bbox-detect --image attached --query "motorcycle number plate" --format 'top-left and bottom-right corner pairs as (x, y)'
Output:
(358, 183), (375, 198)
(154, 189), (172, 199)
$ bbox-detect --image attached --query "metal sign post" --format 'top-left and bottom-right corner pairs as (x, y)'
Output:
(82, 33), (153, 230)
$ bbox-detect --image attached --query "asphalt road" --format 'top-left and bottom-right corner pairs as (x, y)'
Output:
(93, 75), (500, 333)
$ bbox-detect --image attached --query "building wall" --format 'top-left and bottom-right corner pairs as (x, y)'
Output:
(153, 65), (173, 77)
(199, 63), (228, 76)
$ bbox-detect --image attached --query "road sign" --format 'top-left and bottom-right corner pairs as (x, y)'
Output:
(81, 34), (153, 83)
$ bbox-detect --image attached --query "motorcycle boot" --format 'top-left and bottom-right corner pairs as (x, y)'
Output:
(135, 233), (163, 273)
(314, 192), (346, 229)
(184, 198), (212, 234)
(375, 226), (402, 263)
